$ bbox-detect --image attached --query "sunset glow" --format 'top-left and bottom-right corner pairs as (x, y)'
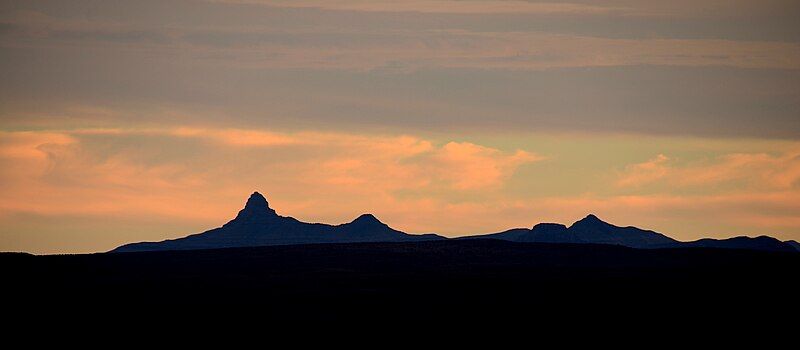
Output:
(1, 0), (799, 253)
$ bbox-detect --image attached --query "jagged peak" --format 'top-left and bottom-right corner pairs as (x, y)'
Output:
(583, 214), (602, 222)
(231, 191), (277, 222)
(244, 191), (269, 209)
(571, 214), (612, 227)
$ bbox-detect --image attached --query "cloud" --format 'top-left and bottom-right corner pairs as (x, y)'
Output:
(205, 0), (800, 20)
(3, 2), (800, 141)
(4, 8), (800, 71)
(618, 149), (800, 190)
(0, 131), (77, 160)
(0, 128), (540, 222)
(171, 127), (304, 147)
(432, 142), (542, 189)
(4, 128), (800, 253)
(208, 0), (628, 15)
(616, 154), (670, 187)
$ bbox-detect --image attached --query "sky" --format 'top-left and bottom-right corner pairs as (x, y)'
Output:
(1, 0), (799, 254)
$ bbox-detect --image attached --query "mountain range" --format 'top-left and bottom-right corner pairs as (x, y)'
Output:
(476, 214), (797, 252)
(113, 192), (443, 252)
(113, 192), (800, 253)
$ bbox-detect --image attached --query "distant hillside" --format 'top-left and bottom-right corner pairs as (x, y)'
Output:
(469, 214), (797, 253)
(478, 215), (676, 249)
(678, 236), (796, 252)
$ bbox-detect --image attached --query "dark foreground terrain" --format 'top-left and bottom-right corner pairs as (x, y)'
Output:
(3, 240), (799, 326)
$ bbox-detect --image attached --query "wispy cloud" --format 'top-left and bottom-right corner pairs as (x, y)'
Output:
(207, 0), (629, 15)
(204, 0), (800, 20)
(0, 128), (541, 222)
(4, 7), (800, 71)
(618, 150), (800, 189)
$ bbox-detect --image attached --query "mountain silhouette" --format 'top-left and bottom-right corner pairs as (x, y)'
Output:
(677, 236), (797, 253)
(473, 214), (798, 252)
(479, 214), (677, 248)
(113, 192), (798, 253)
(113, 192), (443, 252)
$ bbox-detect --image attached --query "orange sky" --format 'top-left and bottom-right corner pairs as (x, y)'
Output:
(1, 0), (799, 253)
(2, 127), (799, 253)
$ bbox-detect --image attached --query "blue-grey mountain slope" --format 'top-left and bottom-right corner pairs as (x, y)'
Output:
(479, 215), (676, 249)
(678, 236), (797, 253)
(113, 192), (443, 253)
(473, 214), (797, 252)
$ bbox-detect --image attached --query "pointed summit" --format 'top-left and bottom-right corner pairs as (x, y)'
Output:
(572, 214), (610, 228)
(231, 191), (278, 223)
(583, 214), (602, 222)
(350, 213), (386, 227)
(245, 192), (270, 210)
